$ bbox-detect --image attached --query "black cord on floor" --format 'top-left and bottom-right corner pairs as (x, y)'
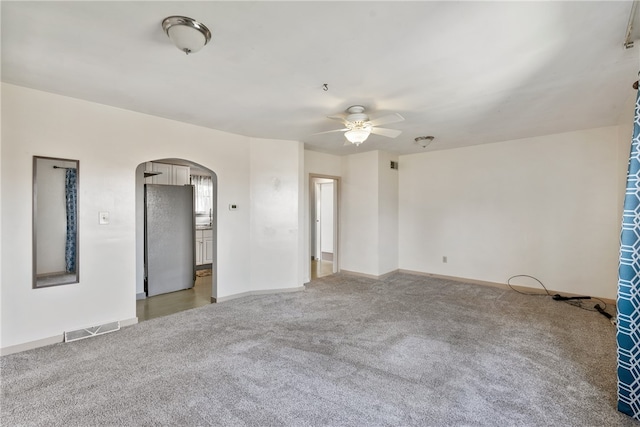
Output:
(562, 297), (607, 313)
(506, 274), (609, 314)
(507, 274), (551, 296)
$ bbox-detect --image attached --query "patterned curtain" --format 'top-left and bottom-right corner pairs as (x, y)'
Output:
(64, 169), (77, 273)
(618, 87), (640, 419)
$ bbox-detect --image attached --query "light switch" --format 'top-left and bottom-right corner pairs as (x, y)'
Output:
(99, 211), (110, 225)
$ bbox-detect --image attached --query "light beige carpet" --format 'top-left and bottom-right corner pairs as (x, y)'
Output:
(1, 272), (635, 426)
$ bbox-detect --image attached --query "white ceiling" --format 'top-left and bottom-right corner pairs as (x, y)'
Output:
(2, 1), (637, 155)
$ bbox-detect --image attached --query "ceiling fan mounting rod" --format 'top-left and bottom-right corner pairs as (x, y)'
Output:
(346, 105), (369, 123)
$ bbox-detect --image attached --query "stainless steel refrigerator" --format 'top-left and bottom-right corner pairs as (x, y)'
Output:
(144, 184), (195, 297)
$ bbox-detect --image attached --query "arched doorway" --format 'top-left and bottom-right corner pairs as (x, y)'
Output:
(134, 159), (217, 321)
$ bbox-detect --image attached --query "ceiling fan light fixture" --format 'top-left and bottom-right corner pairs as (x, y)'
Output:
(345, 128), (371, 146)
(162, 16), (211, 55)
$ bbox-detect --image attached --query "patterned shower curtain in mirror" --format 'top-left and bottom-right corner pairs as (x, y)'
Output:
(65, 168), (77, 273)
(618, 87), (640, 419)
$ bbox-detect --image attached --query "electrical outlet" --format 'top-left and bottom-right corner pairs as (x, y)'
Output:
(99, 211), (109, 225)
(442, 256), (447, 263)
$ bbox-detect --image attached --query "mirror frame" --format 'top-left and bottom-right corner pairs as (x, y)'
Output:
(33, 156), (80, 288)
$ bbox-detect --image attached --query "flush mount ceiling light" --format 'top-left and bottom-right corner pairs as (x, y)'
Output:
(162, 16), (211, 55)
(415, 136), (435, 148)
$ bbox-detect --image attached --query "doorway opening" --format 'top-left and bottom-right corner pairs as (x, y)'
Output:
(310, 175), (340, 280)
(134, 159), (217, 322)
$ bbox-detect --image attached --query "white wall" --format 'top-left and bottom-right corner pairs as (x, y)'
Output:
(378, 152), (399, 275)
(338, 150), (400, 277)
(341, 151), (380, 275)
(618, 92), (635, 223)
(249, 138), (304, 292)
(5, 82), (627, 350)
(1, 84), (303, 350)
(0, 81), (3, 350)
(305, 151), (343, 178)
(399, 126), (624, 299)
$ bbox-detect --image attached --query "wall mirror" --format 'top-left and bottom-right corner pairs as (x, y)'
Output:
(33, 156), (79, 288)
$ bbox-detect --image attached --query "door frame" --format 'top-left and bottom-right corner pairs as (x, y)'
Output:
(135, 159), (218, 304)
(309, 174), (340, 276)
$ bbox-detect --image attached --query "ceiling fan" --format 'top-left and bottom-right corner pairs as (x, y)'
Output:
(316, 105), (405, 146)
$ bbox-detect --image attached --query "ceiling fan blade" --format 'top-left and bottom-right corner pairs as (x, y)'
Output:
(368, 113), (404, 127)
(312, 128), (348, 136)
(327, 115), (346, 122)
(370, 127), (402, 138)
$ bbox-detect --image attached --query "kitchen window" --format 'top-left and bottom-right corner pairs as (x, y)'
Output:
(192, 175), (213, 214)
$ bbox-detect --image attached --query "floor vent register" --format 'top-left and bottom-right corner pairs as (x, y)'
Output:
(64, 321), (121, 343)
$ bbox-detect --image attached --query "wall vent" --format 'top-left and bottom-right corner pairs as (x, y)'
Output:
(64, 321), (120, 343)
(390, 161), (399, 170)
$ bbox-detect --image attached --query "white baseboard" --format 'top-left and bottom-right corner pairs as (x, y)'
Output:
(136, 292), (146, 300)
(0, 317), (139, 356)
(398, 269), (508, 289)
(120, 317), (139, 328)
(213, 286), (305, 303)
(340, 269), (399, 280)
(0, 334), (64, 356)
(398, 269), (617, 305)
(321, 252), (334, 262)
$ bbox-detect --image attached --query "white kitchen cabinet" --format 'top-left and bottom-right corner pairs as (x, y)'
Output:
(150, 162), (172, 185)
(195, 230), (203, 265)
(144, 162), (190, 185)
(195, 229), (213, 266)
(172, 165), (190, 185)
(203, 230), (214, 264)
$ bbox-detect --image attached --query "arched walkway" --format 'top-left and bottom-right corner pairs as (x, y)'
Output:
(134, 159), (217, 321)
